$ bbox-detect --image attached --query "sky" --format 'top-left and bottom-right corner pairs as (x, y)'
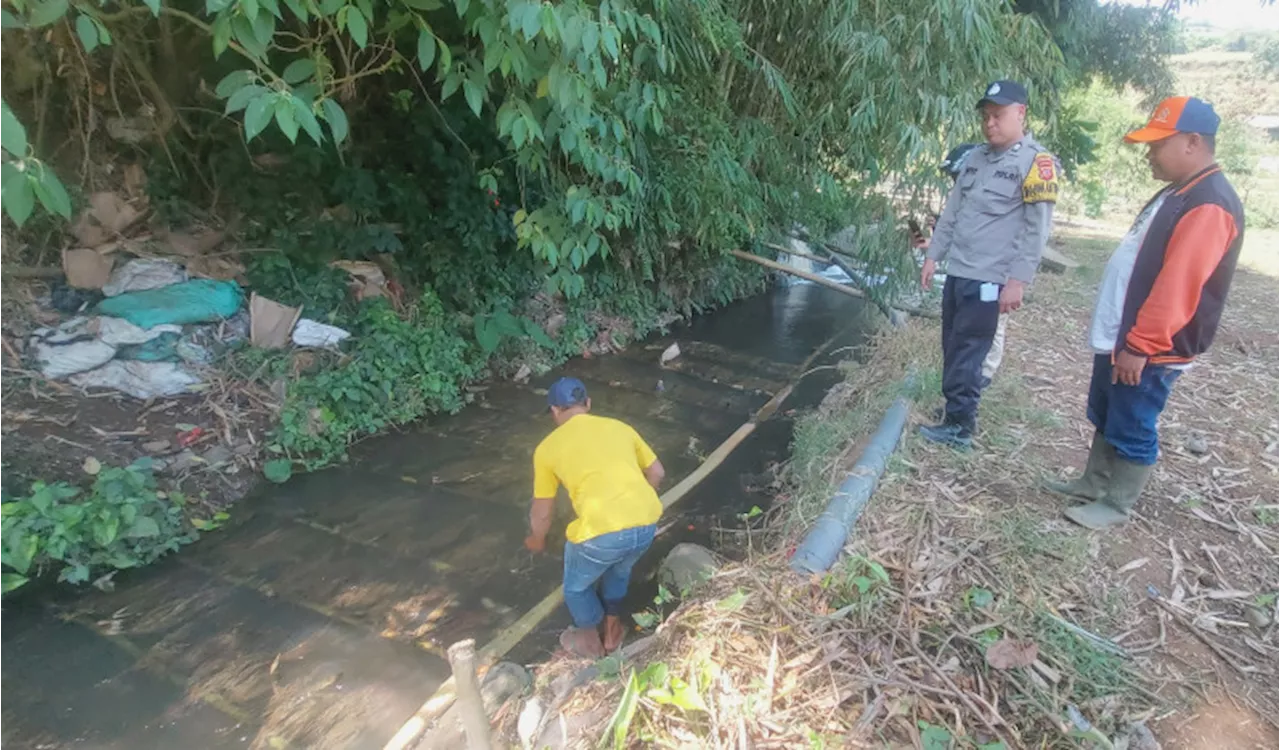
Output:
(1117, 0), (1279, 31)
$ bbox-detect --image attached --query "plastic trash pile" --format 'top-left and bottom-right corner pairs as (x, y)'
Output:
(33, 258), (353, 400)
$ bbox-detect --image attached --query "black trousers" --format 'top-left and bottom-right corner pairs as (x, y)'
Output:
(941, 276), (1001, 429)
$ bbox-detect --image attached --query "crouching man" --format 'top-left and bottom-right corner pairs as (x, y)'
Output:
(525, 377), (666, 656)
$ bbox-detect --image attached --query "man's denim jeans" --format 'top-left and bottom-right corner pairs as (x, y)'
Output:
(562, 525), (656, 629)
(1087, 354), (1181, 465)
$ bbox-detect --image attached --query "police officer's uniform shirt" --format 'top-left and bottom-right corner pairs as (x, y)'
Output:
(926, 134), (1059, 285)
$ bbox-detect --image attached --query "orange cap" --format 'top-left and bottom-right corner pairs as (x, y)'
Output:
(1125, 96), (1221, 143)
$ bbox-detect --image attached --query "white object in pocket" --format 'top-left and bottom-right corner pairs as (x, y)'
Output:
(980, 282), (1000, 303)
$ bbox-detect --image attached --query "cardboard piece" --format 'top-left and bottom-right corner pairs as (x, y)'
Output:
(249, 293), (302, 349)
(62, 248), (115, 289)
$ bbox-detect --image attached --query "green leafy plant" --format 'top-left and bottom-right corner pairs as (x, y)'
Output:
(473, 307), (553, 354)
(1, 99), (72, 227)
(1, 460), (204, 592)
(271, 290), (480, 467)
(823, 554), (892, 605)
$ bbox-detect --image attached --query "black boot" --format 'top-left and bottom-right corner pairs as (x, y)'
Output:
(919, 418), (973, 450)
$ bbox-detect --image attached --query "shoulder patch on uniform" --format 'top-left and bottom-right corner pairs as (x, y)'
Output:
(1022, 152), (1059, 204)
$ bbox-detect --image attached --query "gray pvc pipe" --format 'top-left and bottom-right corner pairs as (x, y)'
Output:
(789, 382), (912, 575)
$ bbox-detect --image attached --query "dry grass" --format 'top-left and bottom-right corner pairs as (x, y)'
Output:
(491, 226), (1278, 749)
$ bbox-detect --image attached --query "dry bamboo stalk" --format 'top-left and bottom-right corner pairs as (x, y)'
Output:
(729, 249), (866, 300)
(446, 639), (493, 750)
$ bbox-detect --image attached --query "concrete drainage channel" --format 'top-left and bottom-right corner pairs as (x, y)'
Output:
(400, 371), (916, 749)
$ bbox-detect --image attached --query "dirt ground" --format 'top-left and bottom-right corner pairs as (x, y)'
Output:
(857, 221), (1280, 747)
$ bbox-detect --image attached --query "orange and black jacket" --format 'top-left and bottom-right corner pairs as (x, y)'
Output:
(1120, 164), (1244, 365)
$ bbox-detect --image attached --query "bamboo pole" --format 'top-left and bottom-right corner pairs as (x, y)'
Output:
(729, 249), (865, 300)
(445, 640), (493, 750)
(383, 317), (851, 750)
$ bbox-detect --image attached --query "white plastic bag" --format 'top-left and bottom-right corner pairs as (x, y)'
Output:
(102, 258), (188, 297)
(70, 361), (201, 399)
(97, 316), (182, 346)
(30, 317), (116, 379)
(292, 318), (351, 348)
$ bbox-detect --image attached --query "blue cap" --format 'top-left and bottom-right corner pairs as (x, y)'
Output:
(547, 377), (588, 408)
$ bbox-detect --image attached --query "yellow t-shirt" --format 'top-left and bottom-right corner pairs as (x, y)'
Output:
(533, 413), (662, 544)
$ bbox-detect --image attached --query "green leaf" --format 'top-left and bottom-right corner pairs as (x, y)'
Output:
(264, 459), (293, 483)
(251, 10), (274, 48)
(240, 0), (259, 22)
(1, 572), (29, 593)
(967, 587), (995, 609)
(441, 71), (462, 100)
(716, 590), (749, 612)
(1, 100), (28, 157)
(281, 0), (308, 20)
(274, 98), (299, 143)
(282, 58), (315, 84)
(141, 0), (161, 16)
(211, 14), (233, 58)
(345, 7), (368, 48)
(225, 84), (266, 114)
(75, 14), (99, 52)
(92, 18), (112, 44)
(291, 97), (324, 144)
(31, 163), (72, 218)
(4, 532), (37, 574)
(126, 516), (161, 538)
(474, 316), (500, 354)
(215, 71), (255, 100)
(668, 677), (707, 712)
(602, 26), (619, 60)
(3, 167), (35, 227)
(603, 670), (641, 750)
(402, 0), (442, 8)
(62, 563), (90, 583)
(462, 78), (483, 116)
(454, 0), (468, 15)
(437, 40), (452, 75)
(320, 98), (348, 143)
(918, 721), (952, 750)
(243, 94), (275, 141)
(2, 9), (24, 28)
(416, 27), (436, 71)
(27, 0), (68, 28)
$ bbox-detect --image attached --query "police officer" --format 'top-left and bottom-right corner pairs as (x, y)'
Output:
(919, 80), (1059, 448)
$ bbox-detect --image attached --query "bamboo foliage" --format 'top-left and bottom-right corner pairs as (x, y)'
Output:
(4, 0), (1068, 292)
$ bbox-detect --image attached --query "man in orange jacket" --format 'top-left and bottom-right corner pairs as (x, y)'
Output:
(1045, 97), (1245, 529)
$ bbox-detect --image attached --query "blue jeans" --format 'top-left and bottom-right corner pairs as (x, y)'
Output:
(563, 525), (656, 629)
(1087, 354), (1181, 465)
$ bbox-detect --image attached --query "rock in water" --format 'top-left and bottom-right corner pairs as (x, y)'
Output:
(660, 543), (718, 592)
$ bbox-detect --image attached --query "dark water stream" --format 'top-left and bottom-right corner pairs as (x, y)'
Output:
(1, 284), (872, 749)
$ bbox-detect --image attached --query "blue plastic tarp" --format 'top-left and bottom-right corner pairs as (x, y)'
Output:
(96, 280), (244, 329)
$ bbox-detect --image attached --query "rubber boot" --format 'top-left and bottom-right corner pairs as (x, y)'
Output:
(1042, 432), (1114, 502)
(1063, 456), (1153, 530)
